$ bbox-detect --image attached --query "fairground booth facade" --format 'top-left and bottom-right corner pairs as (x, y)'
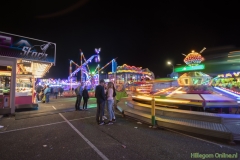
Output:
(0, 31), (56, 115)
(108, 64), (155, 84)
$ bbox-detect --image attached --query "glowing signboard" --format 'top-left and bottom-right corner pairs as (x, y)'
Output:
(0, 31), (56, 65)
(174, 64), (205, 73)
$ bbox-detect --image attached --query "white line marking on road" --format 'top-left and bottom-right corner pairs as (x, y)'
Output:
(0, 116), (96, 134)
(52, 106), (56, 110)
(0, 121), (65, 133)
(59, 113), (109, 160)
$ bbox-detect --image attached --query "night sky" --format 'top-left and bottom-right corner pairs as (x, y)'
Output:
(1, 0), (240, 79)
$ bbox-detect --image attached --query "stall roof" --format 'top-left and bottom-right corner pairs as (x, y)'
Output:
(32, 62), (52, 78)
(17, 60), (52, 78)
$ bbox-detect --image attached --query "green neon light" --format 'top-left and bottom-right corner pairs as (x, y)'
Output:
(174, 64), (205, 72)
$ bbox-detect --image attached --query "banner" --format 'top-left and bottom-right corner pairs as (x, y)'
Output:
(0, 31), (56, 65)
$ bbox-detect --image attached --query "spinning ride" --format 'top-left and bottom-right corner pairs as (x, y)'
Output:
(132, 49), (239, 113)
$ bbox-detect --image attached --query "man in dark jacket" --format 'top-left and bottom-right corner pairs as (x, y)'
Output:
(75, 83), (83, 111)
(95, 79), (106, 125)
(82, 85), (89, 110)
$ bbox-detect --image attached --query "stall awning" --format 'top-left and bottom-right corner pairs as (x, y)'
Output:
(32, 62), (52, 78)
(17, 59), (52, 78)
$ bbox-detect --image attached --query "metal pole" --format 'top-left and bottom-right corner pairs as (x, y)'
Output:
(32, 76), (35, 103)
(114, 72), (116, 86)
(98, 64), (100, 85)
(151, 96), (156, 126)
(70, 61), (72, 91)
(80, 50), (82, 83)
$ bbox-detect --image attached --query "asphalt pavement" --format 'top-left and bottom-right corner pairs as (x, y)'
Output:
(0, 97), (239, 160)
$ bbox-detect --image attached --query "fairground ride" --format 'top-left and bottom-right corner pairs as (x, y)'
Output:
(68, 48), (101, 89)
(68, 48), (117, 89)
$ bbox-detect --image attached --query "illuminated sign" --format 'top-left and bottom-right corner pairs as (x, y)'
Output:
(0, 31), (56, 65)
(174, 64), (205, 72)
(218, 72), (240, 78)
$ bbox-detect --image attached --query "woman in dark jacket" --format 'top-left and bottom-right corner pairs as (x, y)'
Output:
(82, 86), (89, 110)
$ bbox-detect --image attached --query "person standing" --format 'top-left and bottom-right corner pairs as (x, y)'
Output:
(59, 87), (64, 97)
(53, 87), (58, 99)
(95, 79), (106, 125)
(106, 82), (116, 125)
(75, 83), (83, 111)
(44, 85), (51, 103)
(112, 83), (117, 122)
(102, 83), (108, 121)
(82, 85), (89, 110)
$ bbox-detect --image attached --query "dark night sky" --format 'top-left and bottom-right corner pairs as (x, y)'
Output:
(1, 0), (240, 79)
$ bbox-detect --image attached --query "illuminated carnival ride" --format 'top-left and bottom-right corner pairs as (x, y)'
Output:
(68, 48), (118, 91)
(131, 49), (239, 113)
(37, 49), (116, 96)
(117, 49), (240, 143)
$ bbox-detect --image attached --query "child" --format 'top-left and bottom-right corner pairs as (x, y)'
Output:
(82, 86), (89, 110)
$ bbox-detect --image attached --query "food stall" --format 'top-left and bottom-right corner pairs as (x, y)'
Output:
(0, 31), (56, 115)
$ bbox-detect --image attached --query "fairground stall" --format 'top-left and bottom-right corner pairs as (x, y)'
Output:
(107, 64), (155, 100)
(0, 31), (56, 115)
(108, 64), (155, 84)
(211, 72), (240, 97)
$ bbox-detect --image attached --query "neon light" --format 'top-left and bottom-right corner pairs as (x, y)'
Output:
(132, 95), (191, 103)
(184, 51), (204, 66)
(214, 87), (240, 98)
(217, 72), (240, 77)
(174, 64), (205, 72)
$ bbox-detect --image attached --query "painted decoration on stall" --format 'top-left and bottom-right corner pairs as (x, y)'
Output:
(0, 31), (56, 65)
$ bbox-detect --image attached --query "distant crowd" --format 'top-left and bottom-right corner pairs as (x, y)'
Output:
(35, 85), (64, 103)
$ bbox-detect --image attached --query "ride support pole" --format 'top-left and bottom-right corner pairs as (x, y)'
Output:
(70, 61), (72, 90)
(151, 96), (156, 126)
(80, 51), (82, 83)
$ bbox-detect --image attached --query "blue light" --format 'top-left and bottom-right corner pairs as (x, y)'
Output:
(214, 87), (240, 98)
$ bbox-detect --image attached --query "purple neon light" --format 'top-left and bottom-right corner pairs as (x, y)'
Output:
(214, 87), (240, 98)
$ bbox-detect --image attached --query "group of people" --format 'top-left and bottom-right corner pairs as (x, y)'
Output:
(74, 79), (117, 125)
(75, 83), (90, 111)
(36, 85), (64, 103)
(36, 85), (51, 103)
(95, 79), (116, 125)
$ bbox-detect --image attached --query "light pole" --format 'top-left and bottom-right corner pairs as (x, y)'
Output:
(167, 61), (174, 73)
(101, 71), (105, 79)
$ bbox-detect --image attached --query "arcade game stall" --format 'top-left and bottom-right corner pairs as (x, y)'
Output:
(0, 31), (56, 115)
